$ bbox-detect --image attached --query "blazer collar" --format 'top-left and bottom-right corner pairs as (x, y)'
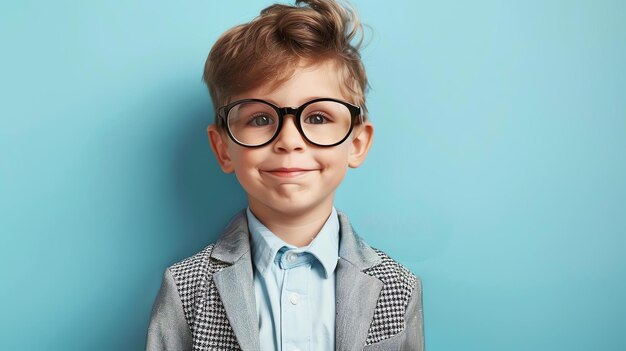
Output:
(336, 210), (382, 269)
(210, 209), (250, 264)
(335, 210), (383, 350)
(209, 209), (383, 351)
(209, 210), (260, 351)
(210, 209), (381, 267)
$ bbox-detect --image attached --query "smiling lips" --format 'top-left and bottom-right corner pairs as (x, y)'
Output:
(262, 167), (317, 178)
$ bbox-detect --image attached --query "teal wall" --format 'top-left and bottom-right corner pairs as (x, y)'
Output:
(1, 1), (624, 350)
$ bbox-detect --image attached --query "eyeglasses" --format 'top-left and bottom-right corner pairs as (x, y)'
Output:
(216, 97), (363, 148)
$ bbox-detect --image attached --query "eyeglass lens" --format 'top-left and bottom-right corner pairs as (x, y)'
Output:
(226, 101), (352, 146)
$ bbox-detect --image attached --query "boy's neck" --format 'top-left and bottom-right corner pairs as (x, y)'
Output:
(248, 198), (335, 248)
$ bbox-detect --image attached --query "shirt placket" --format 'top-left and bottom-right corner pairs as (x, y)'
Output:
(280, 250), (311, 351)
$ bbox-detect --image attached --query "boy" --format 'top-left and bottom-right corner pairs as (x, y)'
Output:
(146, 0), (424, 350)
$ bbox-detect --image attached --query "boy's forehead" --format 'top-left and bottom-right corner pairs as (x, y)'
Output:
(230, 60), (352, 106)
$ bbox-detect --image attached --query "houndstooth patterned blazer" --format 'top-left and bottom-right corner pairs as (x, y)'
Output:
(146, 210), (424, 351)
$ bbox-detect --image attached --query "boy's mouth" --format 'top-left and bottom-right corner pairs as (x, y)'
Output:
(261, 167), (317, 178)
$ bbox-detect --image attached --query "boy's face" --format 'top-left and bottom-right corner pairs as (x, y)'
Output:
(207, 60), (374, 219)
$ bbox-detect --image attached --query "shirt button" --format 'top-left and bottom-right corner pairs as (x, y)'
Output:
(289, 292), (300, 305)
(286, 252), (297, 263)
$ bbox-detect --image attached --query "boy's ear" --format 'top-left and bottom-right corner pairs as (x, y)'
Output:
(207, 125), (235, 173)
(348, 121), (374, 168)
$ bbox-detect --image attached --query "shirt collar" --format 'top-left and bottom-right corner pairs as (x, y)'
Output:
(246, 207), (339, 278)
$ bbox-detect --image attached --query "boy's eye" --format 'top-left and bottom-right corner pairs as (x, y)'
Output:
(247, 114), (275, 127)
(304, 113), (331, 124)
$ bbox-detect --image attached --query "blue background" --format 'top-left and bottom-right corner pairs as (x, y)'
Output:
(1, 1), (624, 350)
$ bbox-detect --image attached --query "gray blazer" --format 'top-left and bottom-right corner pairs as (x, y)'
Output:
(146, 210), (424, 351)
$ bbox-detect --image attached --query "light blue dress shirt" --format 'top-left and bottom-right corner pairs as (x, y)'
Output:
(246, 207), (339, 351)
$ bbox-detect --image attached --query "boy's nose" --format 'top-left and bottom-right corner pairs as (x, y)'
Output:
(273, 114), (305, 152)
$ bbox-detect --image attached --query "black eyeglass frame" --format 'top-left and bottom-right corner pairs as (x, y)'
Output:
(216, 97), (363, 148)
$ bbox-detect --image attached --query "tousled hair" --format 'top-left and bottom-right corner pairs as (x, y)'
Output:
(203, 0), (369, 126)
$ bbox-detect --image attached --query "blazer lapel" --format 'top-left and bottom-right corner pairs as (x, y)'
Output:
(211, 211), (261, 351)
(335, 211), (383, 351)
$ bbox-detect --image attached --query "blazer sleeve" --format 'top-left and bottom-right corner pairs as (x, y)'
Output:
(146, 268), (193, 351)
(401, 278), (425, 351)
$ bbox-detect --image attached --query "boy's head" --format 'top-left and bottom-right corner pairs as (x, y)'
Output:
(204, 0), (374, 218)
(203, 0), (369, 120)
